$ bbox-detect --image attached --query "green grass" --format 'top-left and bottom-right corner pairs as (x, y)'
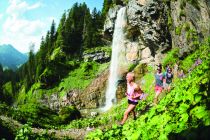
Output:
(162, 48), (179, 67)
(58, 62), (109, 93)
(85, 37), (210, 140)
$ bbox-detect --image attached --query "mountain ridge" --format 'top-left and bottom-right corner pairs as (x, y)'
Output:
(0, 44), (28, 70)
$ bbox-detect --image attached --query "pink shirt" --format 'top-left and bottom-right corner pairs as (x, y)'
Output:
(127, 83), (139, 102)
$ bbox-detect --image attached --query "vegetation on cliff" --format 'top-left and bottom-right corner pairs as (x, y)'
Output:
(86, 37), (210, 140)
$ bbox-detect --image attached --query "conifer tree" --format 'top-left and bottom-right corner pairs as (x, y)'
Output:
(55, 12), (66, 52)
(49, 20), (56, 52)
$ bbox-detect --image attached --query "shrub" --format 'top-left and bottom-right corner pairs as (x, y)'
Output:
(58, 106), (81, 124)
(175, 25), (183, 35)
(179, 10), (186, 19)
(13, 103), (59, 128)
(162, 48), (179, 67)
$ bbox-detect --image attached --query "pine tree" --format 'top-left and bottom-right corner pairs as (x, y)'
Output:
(82, 7), (92, 49)
(49, 20), (56, 52)
(27, 44), (36, 84)
(64, 2), (88, 57)
(91, 8), (103, 47)
(35, 36), (46, 81)
(55, 12), (66, 52)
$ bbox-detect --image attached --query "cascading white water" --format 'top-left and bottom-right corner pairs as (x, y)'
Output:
(102, 7), (127, 111)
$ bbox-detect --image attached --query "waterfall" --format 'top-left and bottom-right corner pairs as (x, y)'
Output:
(102, 7), (127, 111)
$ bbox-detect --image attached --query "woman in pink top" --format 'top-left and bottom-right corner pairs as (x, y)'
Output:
(120, 72), (143, 125)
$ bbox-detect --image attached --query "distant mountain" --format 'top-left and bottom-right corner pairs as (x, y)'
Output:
(0, 44), (28, 70)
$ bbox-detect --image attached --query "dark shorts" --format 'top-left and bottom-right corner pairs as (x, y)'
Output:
(128, 99), (138, 105)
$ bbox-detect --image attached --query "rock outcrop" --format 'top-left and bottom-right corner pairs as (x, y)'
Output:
(170, 0), (210, 57)
(83, 51), (111, 63)
(104, 5), (122, 39)
(104, 0), (171, 65)
(77, 69), (109, 109)
(127, 0), (171, 55)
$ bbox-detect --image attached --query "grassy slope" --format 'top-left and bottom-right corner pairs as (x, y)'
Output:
(84, 39), (210, 139)
(16, 61), (109, 104)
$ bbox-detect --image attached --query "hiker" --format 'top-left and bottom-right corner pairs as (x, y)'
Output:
(165, 64), (170, 72)
(120, 72), (143, 125)
(178, 69), (185, 79)
(195, 58), (202, 66)
(157, 63), (162, 70)
(173, 62), (179, 79)
(164, 67), (173, 92)
(153, 67), (165, 105)
(189, 58), (203, 73)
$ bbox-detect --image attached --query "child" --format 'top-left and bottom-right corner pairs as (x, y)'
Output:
(164, 68), (173, 92)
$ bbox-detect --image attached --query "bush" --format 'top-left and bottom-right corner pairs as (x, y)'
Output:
(179, 10), (186, 19)
(59, 106), (81, 124)
(175, 25), (183, 35)
(162, 48), (179, 67)
(59, 61), (108, 91)
(13, 103), (59, 128)
(15, 124), (57, 140)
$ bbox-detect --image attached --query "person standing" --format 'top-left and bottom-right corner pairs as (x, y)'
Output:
(164, 68), (173, 92)
(153, 67), (165, 105)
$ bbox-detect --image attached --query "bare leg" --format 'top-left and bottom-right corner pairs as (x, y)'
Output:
(131, 109), (136, 120)
(153, 91), (161, 104)
(168, 85), (171, 92)
(121, 104), (136, 125)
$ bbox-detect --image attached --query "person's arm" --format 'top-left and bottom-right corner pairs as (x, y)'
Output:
(163, 72), (166, 83)
(125, 92), (129, 97)
(132, 84), (143, 99)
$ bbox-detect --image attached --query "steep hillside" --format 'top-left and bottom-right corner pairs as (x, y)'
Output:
(85, 37), (210, 140)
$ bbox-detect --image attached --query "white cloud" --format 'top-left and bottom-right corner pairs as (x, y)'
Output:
(6, 0), (42, 17)
(0, 0), (47, 53)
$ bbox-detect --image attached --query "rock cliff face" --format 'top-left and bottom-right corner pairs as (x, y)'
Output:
(104, 0), (171, 65)
(170, 0), (210, 57)
(83, 49), (111, 63)
(104, 5), (122, 39)
(78, 69), (109, 109)
(104, 0), (210, 61)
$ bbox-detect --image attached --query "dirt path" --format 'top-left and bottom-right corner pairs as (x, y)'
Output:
(0, 115), (91, 139)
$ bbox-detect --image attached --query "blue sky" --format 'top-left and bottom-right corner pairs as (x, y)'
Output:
(0, 0), (104, 53)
